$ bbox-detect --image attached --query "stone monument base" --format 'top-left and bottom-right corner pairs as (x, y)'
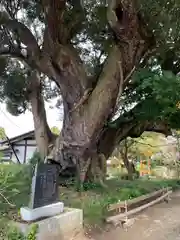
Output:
(17, 208), (83, 240)
(20, 202), (64, 222)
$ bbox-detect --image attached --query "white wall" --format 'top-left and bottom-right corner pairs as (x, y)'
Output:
(15, 140), (25, 145)
(26, 146), (37, 162)
(26, 139), (36, 145)
(11, 139), (37, 164)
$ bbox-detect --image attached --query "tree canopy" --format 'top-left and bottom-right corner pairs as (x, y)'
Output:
(1, 0), (180, 182)
(0, 0), (180, 126)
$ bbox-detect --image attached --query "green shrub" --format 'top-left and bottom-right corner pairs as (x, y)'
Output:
(29, 152), (41, 166)
(82, 182), (104, 191)
(0, 164), (38, 239)
(27, 224), (38, 240)
(6, 224), (38, 240)
(7, 226), (25, 240)
(0, 164), (31, 213)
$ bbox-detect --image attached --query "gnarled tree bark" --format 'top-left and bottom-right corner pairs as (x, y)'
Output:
(28, 71), (55, 159)
(0, 0), (170, 186)
(45, 0), (156, 184)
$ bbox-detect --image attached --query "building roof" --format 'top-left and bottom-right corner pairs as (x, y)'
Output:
(0, 130), (35, 144)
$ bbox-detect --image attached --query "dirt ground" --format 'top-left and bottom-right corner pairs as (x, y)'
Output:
(75, 191), (180, 240)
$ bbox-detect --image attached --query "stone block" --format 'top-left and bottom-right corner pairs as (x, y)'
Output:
(17, 207), (83, 240)
(20, 202), (64, 222)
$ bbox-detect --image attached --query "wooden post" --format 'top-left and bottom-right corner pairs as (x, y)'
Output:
(125, 200), (128, 221)
(166, 187), (171, 202)
(124, 200), (128, 231)
(148, 158), (151, 175)
(23, 139), (27, 164)
(6, 135), (21, 164)
(140, 160), (143, 177)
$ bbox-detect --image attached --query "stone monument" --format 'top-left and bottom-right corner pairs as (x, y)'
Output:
(20, 162), (64, 222)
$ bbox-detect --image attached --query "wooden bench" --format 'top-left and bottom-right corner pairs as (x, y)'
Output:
(106, 187), (172, 226)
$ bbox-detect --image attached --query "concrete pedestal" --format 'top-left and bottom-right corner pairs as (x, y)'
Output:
(20, 202), (64, 222)
(17, 208), (83, 240)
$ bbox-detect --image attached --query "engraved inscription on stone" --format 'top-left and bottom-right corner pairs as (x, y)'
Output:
(30, 163), (59, 209)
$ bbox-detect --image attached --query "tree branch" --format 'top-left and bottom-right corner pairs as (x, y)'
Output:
(80, 0), (149, 140)
(107, 0), (138, 42)
(99, 119), (171, 158)
(0, 191), (15, 207)
(98, 98), (172, 159)
(28, 71), (56, 158)
(84, 45), (123, 138)
(143, 121), (171, 136)
(42, 0), (67, 44)
(65, 3), (85, 42)
(0, 12), (40, 57)
(0, 44), (25, 59)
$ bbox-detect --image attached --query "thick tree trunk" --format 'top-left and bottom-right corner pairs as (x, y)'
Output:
(17, 0), (153, 186)
(0, 0), (173, 188)
(3, 0), (168, 186)
(54, 128), (107, 185)
(119, 139), (136, 180)
(28, 71), (55, 160)
(44, 0), (157, 186)
(123, 157), (136, 180)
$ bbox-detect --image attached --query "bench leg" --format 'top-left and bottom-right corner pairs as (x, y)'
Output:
(124, 201), (128, 231)
(122, 218), (135, 230)
(164, 188), (171, 203)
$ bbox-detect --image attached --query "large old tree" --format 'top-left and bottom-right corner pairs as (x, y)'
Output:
(1, 0), (180, 184)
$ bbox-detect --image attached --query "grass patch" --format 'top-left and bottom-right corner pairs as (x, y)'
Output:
(1, 163), (180, 231)
(0, 164), (31, 238)
(60, 178), (180, 226)
(0, 164), (31, 212)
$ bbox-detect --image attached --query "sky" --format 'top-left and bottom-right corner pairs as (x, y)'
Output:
(0, 101), (63, 138)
